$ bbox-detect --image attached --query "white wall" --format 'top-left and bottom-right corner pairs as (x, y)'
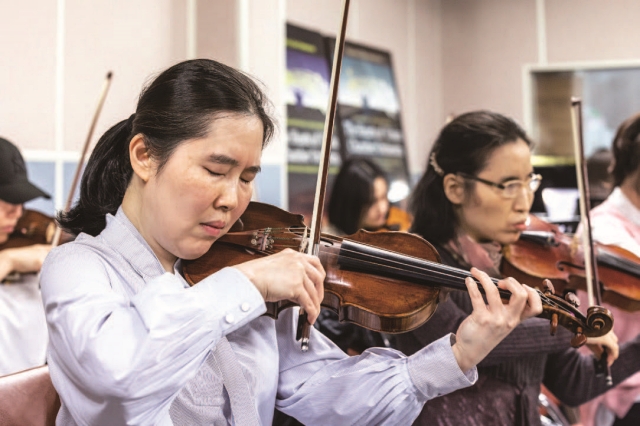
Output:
(5, 0), (640, 211)
(1, 0), (188, 210)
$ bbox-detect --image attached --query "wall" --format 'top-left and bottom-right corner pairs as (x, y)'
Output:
(5, 0), (640, 215)
(440, 0), (640, 135)
(0, 0), (187, 214)
(440, 0), (538, 124)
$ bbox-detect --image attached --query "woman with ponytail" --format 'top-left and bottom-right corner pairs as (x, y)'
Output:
(40, 61), (540, 425)
(395, 110), (638, 426)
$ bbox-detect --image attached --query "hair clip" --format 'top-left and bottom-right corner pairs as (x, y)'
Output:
(430, 152), (445, 176)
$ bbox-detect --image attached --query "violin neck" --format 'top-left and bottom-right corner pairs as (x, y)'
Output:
(337, 239), (512, 299)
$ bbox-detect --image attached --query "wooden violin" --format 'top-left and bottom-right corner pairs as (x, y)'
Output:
(183, 201), (613, 345)
(380, 206), (413, 232)
(0, 210), (68, 251)
(503, 214), (640, 312)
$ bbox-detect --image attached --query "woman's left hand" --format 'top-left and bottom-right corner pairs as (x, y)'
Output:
(452, 267), (543, 372)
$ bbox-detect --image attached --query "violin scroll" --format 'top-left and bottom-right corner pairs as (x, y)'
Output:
(535, 278), (613, 347)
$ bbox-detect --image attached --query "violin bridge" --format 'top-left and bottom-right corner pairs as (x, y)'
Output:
(300, 227), (309, 253)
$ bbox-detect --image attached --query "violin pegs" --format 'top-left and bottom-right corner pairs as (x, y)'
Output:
(550, 313), (558, 336)
(542, 279), (555, 295)
(570, 327), (587, 348)
(564, 291), (580, 308)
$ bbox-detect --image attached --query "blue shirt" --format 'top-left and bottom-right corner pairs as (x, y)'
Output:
(40, 208), (476, 425)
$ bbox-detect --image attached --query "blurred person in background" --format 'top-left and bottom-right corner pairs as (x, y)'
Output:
(0, 137), (51, 376)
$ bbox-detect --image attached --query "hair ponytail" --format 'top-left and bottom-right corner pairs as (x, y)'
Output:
(58, 115), (134, 236)
(57, 59), (275, 237)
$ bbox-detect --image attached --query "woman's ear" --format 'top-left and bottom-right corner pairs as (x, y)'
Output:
(129, 134), (154, 183)
(443, 173), (465, 205)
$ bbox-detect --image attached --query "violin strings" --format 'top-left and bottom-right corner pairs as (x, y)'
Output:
(258, 243), (561, 310)
(233, 229), (565, 310)
(324, 246), (560, 309)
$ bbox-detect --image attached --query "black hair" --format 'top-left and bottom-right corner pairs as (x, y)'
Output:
(328, 157), (387, 235)
(59, 59), (275, 236)
(410, 110), (532, 244)
(611, 113), (640, 188)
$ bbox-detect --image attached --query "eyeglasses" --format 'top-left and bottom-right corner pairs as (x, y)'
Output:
(458, 172), (542, 199)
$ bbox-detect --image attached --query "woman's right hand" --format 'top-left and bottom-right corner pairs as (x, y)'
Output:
(452, 267), (543, 372)
(233, 248), (326, 324)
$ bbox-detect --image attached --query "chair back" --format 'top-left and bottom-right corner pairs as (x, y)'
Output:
(0, 366), (60, 426)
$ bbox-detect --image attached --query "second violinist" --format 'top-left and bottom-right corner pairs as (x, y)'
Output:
(0, 137), (52, 376)
(395, 111), (639, 426)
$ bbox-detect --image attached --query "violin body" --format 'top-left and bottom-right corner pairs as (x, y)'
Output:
(0, 210), (56, 250)
(502, 214), (640, 311)
(184, 202), (612, 340)
(0, 210), (75, 252)
(183, 202), (440, 332)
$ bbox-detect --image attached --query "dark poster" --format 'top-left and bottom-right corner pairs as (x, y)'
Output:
(286, 24), (340, 223)
(328, 39), (411, 203)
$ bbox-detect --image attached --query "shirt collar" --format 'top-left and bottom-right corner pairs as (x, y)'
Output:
(606, 187), (640, 228)
(100, 207), (168, 280)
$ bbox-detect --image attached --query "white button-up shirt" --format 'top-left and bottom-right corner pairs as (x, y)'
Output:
(0, 272), (48, 375)
(40, 208), (476, 425)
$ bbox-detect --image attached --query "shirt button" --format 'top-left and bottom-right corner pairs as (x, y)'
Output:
(241, 303), (250, 312)
(225, 314), (235, 324)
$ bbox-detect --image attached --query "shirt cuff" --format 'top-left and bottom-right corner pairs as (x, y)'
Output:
(407, 333), (478, 401)
(197, 267), (267, 335)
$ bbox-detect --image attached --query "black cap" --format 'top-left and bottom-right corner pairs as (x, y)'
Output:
(0, 137), (51, 204)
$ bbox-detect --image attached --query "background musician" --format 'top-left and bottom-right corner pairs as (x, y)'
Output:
(316, 157), (391, 355)
(40, 59), (541, 425)
(0, 137), (51, 375)
(395, 110), (636, 426)
(578, 113), (640, 426)
(326, 157), (390, 236)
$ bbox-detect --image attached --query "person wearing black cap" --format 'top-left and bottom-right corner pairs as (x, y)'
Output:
(0, 136), (52, 376)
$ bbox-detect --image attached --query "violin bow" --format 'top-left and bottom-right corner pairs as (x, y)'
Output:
(51, 71), (113, 247)
(570, 97), (613, 385)
(297, 0), (351, 351)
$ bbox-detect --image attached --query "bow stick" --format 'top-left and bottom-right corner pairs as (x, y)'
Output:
(297, 0), (351, 351)
(570, 97), (613, 386)
(51, 71), (113, 247)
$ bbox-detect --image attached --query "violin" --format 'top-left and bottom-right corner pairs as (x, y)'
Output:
(183, 201), (613, 345)
(502, 214), (640, 312)
(381, 206), (412, 232)
(0, 210), (59, 250)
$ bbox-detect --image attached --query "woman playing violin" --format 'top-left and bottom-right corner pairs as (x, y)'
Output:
(395, 110), (640, 426)
(578, 113), (640, 426)
(0, 137), (52, 375)
(40, 59), (542, 425)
